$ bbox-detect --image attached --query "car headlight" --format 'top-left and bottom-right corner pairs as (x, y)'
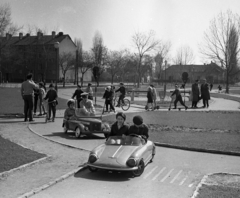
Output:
(84, 126), (89, 131)
(88, 154), (98, 164)
(126, 158), (137, 167)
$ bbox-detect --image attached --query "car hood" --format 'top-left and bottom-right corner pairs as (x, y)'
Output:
(95, 145), (139, 168)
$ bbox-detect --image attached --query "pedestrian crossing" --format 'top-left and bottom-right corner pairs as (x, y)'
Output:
(143, 165), (201, 188)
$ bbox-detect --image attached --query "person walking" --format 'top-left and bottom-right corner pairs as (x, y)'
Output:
(191, 80), (200, 108)
(103, 86), (115, 113)
(150, 84), (157, 109)
(200, 79), (210, 108)
(85, 83), (93, 100)
(21, 73), (38, 122)
(33, 86), (39, 115)
(38, 82), (46, 116)
(72, 84), (83, 108)
(171, 84), (188, 110)
(146, 86), (154, 111)
(44, 84), (58, 122)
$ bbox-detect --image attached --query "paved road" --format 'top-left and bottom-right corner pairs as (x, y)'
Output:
(31, 146), (240, 198)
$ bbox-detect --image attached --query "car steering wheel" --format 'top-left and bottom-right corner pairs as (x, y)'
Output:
(129, 134), (142, 139)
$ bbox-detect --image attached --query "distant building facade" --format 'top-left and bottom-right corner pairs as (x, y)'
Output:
(0, 31), (92, 83)
(163, 62), (225, 84)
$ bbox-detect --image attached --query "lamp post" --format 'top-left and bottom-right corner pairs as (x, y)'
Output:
(54, 42), (59, 92)
(75, 49), (79, 85)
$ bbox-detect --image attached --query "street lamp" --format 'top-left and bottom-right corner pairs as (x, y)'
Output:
(164, 60), (167, 99)
(75, 49), (79, 85)
(54, 42), (59, 92)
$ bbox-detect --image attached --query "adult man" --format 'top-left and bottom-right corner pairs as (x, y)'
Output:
(115, 82), (126, 107)
(72, 84), (83, 108)
(191, 80), (200, 108)
(21, 73), (38, 122)
(200, 79), (210, 108)
(85, 83), (93, 100)
(80, 92), (95, 115)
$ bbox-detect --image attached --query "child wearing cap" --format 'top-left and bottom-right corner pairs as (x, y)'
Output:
(85, 83), (93, 100)
(108, 112), (129, 137)
(80, 92), (96, 115)
(125, 115), (149, 141)
(103, 86), (115, 113)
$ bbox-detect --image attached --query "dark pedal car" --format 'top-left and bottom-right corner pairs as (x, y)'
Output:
(87, 134), (156, 177)
(62, 109), (110, 138)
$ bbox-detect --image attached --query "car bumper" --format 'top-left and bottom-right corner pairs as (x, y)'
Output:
(87, 163), (138, 171)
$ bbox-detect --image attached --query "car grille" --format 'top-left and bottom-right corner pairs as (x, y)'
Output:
(90, 122), (101, 131)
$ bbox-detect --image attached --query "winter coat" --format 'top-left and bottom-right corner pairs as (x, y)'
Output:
(191, 83), (200, 102)
(201, 83), (210, 100)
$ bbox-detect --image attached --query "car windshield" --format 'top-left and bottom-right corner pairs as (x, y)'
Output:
(106, 136), (142, 146)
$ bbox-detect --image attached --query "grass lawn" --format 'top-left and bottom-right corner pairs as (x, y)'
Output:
(0, 135), (46, 173)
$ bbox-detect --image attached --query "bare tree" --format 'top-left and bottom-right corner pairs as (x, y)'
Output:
(173, 45), (195, 65)
(200, 10), (240, 93)
(154, 41), (171, 84)
(59, 52), (75, 87)
(0, 3), (22, 36)
(91, 31), (108, 86)
(132, 30), (160, 87)
(74, 38), (93, 86)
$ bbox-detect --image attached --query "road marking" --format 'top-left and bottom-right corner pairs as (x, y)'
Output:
(152, 167), (166, 181)
(160, 169), (174, 182)
(170, 170), (182, 183)
(143, 166), (158, 179)
(111, 145), (122, 158)
(179, 171), (190, 186)
(188, 183), (194, 188)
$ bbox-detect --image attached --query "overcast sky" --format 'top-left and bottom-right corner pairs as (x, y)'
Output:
(3, 0), (240, 64)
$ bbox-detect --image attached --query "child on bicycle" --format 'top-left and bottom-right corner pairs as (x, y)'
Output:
(44, 83), (58, 122)
(103, 86), (115, 113)
(115, 82), (126, 107)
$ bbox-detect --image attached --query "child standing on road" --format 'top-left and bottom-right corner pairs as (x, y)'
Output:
(44, 84), (58, 122)
(170, 84), (188, 110)
(38, 82), (46, 116)
(103, 86), (115, 113)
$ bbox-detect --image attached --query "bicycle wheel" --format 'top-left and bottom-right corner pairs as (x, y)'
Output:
(121, 98), (130, 111)
(113, 98), (117, 107)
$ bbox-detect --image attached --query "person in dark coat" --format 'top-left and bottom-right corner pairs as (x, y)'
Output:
(108, 112), (129, 137)
(115, 82), (126, 107)
(103, 86), (115, 113)
(72, 85), (83, 108)
(200, 79), (210, 108)
(191, 80), (200, 108)
(126, 115), (149, 142)
(170, 84), (188, 110)
(146, 86), (154, 111)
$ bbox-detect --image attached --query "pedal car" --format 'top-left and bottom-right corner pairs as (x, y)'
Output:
(87, 134), (156, 177)
(62, 108), (110, 138)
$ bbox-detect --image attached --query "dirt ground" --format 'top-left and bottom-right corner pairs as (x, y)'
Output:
(0, 122), (89, 198)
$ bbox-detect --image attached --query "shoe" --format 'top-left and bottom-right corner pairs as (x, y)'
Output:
(173, 108), (177, 109)
(43, 112), (47, 115)
(24, 119), (28, 122)
(38, 113), (43, 116)
(185, 106), (188, 110)
(29, 119), (35, 122)
(33, 113), (36, 116)
(115, 105), (120, 107)
(202, 106), (206, 108)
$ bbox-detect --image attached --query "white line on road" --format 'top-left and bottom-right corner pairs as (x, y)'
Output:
(143, 166), (158, 179)
(179, 171), (191, 186)
(160, 169), (174, 182)
(170, 170), (183, 183)
(188, 183), (194, 188)
(152, 167), (166, 181)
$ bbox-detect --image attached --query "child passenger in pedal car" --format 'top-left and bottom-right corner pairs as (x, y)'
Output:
(64, 99), (76, 120)
(125, 115), (149, 143)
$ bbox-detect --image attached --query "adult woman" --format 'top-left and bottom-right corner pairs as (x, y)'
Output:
(108, 112), (129, 137)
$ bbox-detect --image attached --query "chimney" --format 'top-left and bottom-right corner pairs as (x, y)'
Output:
(19, 32), (23, 40)
(26, 33), (30, 37)
(52, 31), (56, 38)
(37, 31), (41, 39)
(58, 32), (63, 36)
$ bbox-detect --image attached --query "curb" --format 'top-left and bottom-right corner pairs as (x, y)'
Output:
(155, 142), (240, 157)
(17, 165), (87, 198)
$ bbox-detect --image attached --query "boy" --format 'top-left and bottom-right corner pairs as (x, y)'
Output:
(72, 84), (83, 108)
(125, 115), (149, 142)
(171, 84), (188, 110)
(115, 82), (126, 107)
(80, 92), (96, 115)
(38, 82), (46, 116)
(44, 83), (58, 122)
(64, 99), (76, 120)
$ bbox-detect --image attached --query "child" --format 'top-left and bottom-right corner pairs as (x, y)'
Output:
(146, 86), (154, 111)
(170, 84), (188, 110)
(125, 115), (149, 142)
(38, 82), (46, 116)
(103, 86), (115, 113)
(44, 83), (58, 122)
(64, 99), (76, 120)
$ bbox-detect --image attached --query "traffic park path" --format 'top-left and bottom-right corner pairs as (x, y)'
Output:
(1, 88), (240, 198)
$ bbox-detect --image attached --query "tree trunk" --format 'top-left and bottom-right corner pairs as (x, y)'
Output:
(63, 73), (66, 87)
(111, 75), (114, 84)
(225, 69), (229, 94)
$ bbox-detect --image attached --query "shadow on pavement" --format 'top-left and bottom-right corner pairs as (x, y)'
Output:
(43, 132), (105, 140)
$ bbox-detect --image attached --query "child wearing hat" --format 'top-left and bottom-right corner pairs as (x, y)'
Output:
(80, 92), (95, 115)
(85, 83), (93, 100)
(108, 112), (129, 137)
(126, 115), (149, 142)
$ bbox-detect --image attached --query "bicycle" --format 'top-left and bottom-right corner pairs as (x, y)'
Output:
(113, 95), (130, 111)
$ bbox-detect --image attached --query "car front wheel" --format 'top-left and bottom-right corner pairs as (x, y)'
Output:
(75, 127), (81, 138)
(132, 160), (145, 177)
